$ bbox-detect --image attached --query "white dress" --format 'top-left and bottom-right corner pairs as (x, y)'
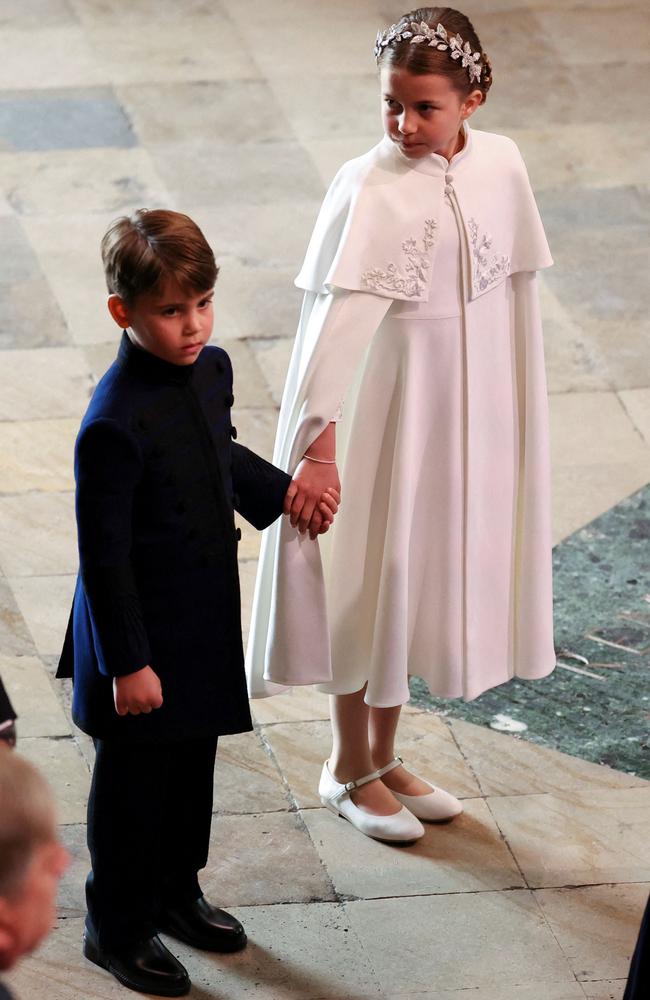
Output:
(246, 126), (555, 704)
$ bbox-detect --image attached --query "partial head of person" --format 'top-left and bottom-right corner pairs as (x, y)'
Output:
(375, 6), (493, 161)
(0, 751), (68, 972)
(101, 209), (219, 367)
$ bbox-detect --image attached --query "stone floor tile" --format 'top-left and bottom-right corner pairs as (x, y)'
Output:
(203, 811), (335, 907)
(550, 393), (649, 468)
(619, 388), (650, 446)
(0, 87), (136, 153)
(84, 18), (259, 85)
(448, 718), (650, 797)
(0, 654), (70, 737)
(57, 823), (89, 917)
(510, 124), (650, 193)
(172, 901), (383, 1000)
(226, 339), (273, 409)
(214, 729), (291, 815)
(233, 408), (279, 463)
(2, 0), (79, 29)
(81, 341), (120, 379)
(344, 891), (575, 994)
(487, 787), (650, 888)
(539, 277), (610, 395)
(302, 798), (524, 899)
(535, 883), (648, 983)
(401, 985), (585, 1000)
(0, 572), (36, 655)
(150, 139), (324, 211)
(0, 347), (93, 420)
(0, 492), (76, 576)
(249, 337), (294, 406)
(21, 213), (119, 346)
(303, 134), (384, 187)
(213, 257), (303, 342)
(18, 735), (90, 825)
(8, 906), (383, 1000)
(251, 687), (331, 726)
(552, 462), (650, 544)
(580, 981), (627, 1000)
(269, 73), (379, 143)
(0, 215), (69, 349)
(0, 26), (108, 89)
(548, 7), (648, 65)
(8, 573), (75, 656)
(119, 79), (292, 147)
(0, 147), (168, 217)
(199, 202), (320, 270)
(0, 419), (76, 493)
(262, 713), (481, 810)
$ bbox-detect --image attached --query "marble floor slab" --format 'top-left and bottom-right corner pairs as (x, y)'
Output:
(344, 891), (575, 994)
(18, 736), (90, 825)
(0, 654), (70, 738)
(0, 347), (93, 421)
(301, 798), (524, 899)
(213, 729), (290, 815)
(0, 491), (76, 577)
(0, 419), (76, 493)
(8, 573), (76, 656)
(487, 787), (650, 888)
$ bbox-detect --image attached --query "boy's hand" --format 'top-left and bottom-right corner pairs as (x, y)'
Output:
(284, 460), (341, 535)
(113, 666), (163, 716)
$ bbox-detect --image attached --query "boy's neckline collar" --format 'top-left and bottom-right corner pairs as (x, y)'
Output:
(117, 331), (197, 386)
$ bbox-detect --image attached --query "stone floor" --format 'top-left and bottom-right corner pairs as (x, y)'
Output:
(1, 0), (650, 998)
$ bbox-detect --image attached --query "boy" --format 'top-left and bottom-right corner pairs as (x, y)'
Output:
(56, 209), (338, 997)
(0, 751), (69, 1000)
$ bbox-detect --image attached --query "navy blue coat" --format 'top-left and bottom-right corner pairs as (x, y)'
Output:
(56, 334), (291, 743)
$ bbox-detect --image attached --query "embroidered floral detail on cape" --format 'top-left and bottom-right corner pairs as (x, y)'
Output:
(361, 219), (437, 297)
(468, 218), (510, 292)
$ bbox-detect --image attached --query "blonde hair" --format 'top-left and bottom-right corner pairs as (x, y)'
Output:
(0, 752), (56, 898)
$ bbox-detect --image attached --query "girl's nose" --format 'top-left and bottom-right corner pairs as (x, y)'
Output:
(398, 112), (416, 135)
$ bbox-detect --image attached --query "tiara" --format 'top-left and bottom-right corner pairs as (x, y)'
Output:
(374, 20), (482, 84)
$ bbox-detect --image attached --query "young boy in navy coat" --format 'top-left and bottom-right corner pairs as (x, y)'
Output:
(57, 210), (338, 997)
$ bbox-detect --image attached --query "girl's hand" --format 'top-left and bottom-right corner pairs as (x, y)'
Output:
(308, 487), (341, 540)
(113, 665), (163, 716)
(284, 459), (341, 535)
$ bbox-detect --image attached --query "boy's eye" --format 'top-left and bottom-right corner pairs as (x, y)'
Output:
(162, 307), (178, 316)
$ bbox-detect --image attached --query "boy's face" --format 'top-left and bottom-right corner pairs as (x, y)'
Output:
(0, 837), (68, 970)
(108, 278), (215, 366)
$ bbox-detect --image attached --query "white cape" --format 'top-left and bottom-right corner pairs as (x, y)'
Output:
(246, 126), (555, 700)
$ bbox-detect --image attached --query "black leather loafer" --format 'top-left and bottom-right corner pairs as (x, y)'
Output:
(159, 896), (247, 953)
(83, 926), (190, 997)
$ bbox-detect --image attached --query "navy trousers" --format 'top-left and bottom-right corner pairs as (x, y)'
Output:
(86, 735), (218, 949)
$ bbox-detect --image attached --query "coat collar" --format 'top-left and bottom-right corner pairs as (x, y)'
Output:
(117, 331), (196, 386)
(389, 121), (473, 176)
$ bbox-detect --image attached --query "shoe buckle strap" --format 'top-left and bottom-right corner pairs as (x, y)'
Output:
(374, 755), (403, 780)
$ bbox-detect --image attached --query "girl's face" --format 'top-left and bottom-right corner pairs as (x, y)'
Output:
(380, 66), (482, 161)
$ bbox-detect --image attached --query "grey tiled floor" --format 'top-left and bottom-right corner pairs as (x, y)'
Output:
(2, 1), (649, 998)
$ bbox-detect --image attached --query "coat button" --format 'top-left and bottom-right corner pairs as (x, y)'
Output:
(445, 173), (453, 183)
(174, 500), (186, 515)
(152, 443), (163, 458)
(225, 393), (235, 407)
(235, 527), (242, 541)
(445, 184), (453, 195)
(187, 527), (197, 541)
(137, 416), (148, 431)
(230, 425), (238, 439)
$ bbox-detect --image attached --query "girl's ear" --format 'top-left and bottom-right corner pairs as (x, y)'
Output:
(107, 294), (131, 330)
(461, 88), (483, 120)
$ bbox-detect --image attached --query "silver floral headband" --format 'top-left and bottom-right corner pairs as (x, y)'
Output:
(374, 20), (483, 84)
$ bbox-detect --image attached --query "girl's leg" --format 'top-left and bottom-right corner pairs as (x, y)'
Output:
(328, 688), (402, 816)
(369, 705), (436, 797)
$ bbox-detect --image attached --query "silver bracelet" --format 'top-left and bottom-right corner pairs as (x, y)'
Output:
(303, 453), (336, 465)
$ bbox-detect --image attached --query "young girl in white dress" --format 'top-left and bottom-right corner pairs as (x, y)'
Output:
(246, 6), (556, 843)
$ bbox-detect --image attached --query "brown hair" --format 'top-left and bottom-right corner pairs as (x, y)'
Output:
(0, 752), (56, 898)
(101, 209), (219, 304)
(377, 7), (493, 104)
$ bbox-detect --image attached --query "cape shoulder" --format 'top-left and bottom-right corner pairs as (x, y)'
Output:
(295, 128), (552, 302)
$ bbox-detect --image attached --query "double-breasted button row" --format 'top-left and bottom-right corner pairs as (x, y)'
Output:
(230, 425), (238, 440)
(225, 393), (235, 407)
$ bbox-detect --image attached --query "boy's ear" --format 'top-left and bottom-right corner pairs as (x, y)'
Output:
(0, 906), (16, 971)
(107, 294), (131, 330)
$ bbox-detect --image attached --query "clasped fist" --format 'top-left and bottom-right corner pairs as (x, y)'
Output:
(113, 665), (163, 716)
(284, 458), (341, 540)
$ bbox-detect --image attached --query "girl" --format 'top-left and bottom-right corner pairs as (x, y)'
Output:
(246, 6), (555, 842)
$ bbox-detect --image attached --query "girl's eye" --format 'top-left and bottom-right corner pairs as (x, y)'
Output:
(384, 99), (400, 110)
(199, 298), (213, 309)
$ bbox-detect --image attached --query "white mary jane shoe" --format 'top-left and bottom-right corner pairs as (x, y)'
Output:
(382, 756), (463, 822)
(319, 760), (424, 843)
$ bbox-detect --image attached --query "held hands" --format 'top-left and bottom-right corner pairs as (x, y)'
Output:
(284, 458), (341, 540)
(113, 665), (163, 717)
